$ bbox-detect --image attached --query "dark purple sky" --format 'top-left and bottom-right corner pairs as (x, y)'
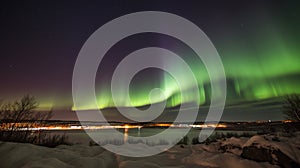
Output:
(0, 0), (299, 121)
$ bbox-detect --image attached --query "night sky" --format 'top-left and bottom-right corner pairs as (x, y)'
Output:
(1, 0), (299, 121)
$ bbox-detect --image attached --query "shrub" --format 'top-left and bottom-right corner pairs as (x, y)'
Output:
(177, 136), (189, 145)
(192, 137), (201, 145)
(283, 94), (300, 121)
(0, 95), (68, 147)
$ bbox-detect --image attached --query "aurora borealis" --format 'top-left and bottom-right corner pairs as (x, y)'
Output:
(91, 18), (300, 110)
(0, 1), (299, 120)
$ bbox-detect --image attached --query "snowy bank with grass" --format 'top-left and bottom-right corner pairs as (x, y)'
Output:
(0, 133), (300, 168)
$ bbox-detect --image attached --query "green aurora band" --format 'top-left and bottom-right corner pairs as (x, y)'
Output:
(72, 11), (300, 111)
(78, 40), (300, 110)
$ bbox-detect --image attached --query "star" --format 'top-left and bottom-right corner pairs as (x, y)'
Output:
(240, 23), (244, 28)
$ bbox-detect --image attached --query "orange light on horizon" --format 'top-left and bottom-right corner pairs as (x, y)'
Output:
(0, 122), (231, 131)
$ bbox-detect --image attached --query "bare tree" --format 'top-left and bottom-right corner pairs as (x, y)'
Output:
(0, 95), (66, 146)
(283, 94), (300, 122)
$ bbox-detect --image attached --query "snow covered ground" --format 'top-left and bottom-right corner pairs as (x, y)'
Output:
(0, 133), (299, 168)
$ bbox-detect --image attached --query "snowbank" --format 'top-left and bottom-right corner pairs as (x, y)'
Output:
(0, 133), (299, 168)
(0, 142), (117, 168)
